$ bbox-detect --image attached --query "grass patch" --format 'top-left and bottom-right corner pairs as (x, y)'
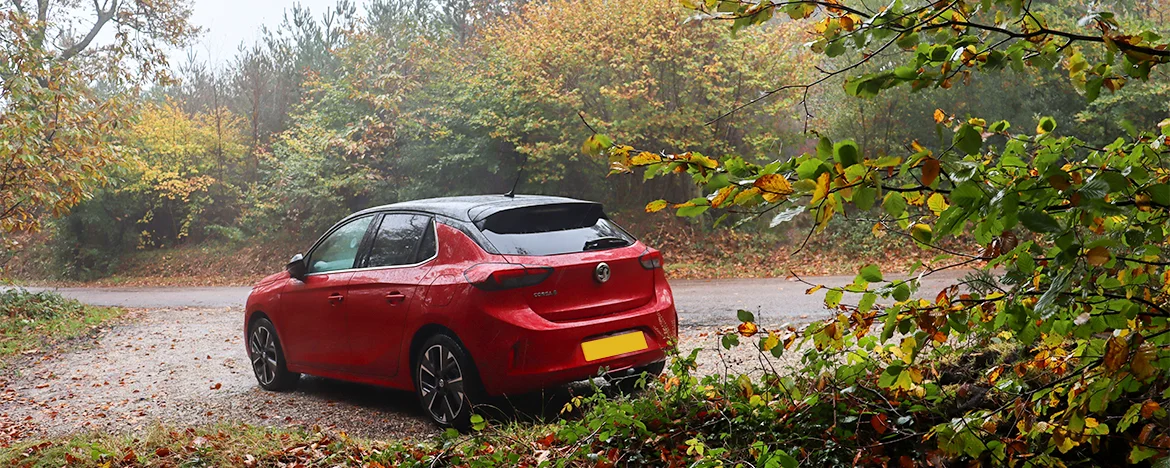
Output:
(3, 423), (397, 467)
(0, 289), (122, 357)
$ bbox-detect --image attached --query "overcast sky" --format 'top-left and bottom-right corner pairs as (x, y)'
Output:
(178, 0), (364, 65)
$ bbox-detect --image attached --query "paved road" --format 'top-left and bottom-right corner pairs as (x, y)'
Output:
(14, 271), (970, 327)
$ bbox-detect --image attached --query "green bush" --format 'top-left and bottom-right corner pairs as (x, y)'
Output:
(0, 289), (121, 356)
(1, 288), (85, 320)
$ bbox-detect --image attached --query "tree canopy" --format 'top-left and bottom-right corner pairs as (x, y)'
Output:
(0, 0), (196, 233)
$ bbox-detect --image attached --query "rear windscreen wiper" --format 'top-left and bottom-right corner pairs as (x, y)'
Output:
(583, 237), (631, 251)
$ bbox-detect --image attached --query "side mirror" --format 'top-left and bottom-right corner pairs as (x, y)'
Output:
(286, 253), (308, 281)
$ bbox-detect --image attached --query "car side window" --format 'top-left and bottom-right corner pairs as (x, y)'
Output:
(366, 214), (436, 268)
(308, 215), (374, 274)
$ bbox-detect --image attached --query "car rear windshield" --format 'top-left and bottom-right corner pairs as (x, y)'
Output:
(476, 203), (635, 256)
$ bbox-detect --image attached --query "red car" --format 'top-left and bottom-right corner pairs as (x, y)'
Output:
(244, 195), (678, 427)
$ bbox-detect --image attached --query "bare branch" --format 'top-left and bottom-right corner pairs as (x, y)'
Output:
(56, 0), (119, 61)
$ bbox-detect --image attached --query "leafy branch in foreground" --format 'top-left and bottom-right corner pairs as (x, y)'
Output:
(689, 0), (1168, 125)
(595, 112), (1170, 463)
(583, 1), (1170, 462)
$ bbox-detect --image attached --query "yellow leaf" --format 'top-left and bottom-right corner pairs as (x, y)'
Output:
(911, 223), (933, 244)
(738, 322), (758, 337)
(753, 174), (794, 203)
(900, 336), (917, 364)
(1053, 427), (1078, 453)
(733, 187), (761, 205)
(630, 151), (662, 166)
(988, 365), (1005, 384)
(711, 186), (734, 208)
(839, 15), (855, 31)
(811, 172), (831, 204)
(1086, 246), (1110, 266)
(581, 134), (609, 156)
(872, 222), (886, 238)
(1137, 193), (1152, 211)
(762, 332), (780, 351)
(927, 192), (949, 215)
(933, 109), (946, 123)
(645, 199), (668, 213)
(1103, 336), (1128, 372)
(690, 153), (719, 169)
(805, 284), (824, 294)
(1132, 345), (1157, 380)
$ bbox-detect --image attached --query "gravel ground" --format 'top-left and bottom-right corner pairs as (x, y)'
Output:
(0, 307), (810, 444)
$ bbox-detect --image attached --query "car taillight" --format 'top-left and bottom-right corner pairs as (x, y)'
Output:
(464, 264), (553, 291)
(639, 250), (663, 269)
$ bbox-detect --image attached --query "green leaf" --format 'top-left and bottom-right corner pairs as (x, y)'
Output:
(853, 186), (877, 211)
(737, 309), (755, 323)
(1148, 183), (1170, 206)
(860, 264), (883, 282)
(1079, 177), (1110, 200)
(775, 450), (798, 468)
(816, 137), (833, 160)
(951, 183), (983, 206)
(896, 32), (919, 49)
(470, 414), (486, 431)
(797, 159), (827, 180)
(893, 283), (911, 301)
(953, 124), (983, 155)
(834, 140), (861, 167)
(1119, 403), (1142, 432)
(582, 134), (613, 156)
(858, 292), (877, 311)
(676, 205), (710, 217)
(1020, 210), (1062, 233)
(825, 289), (844, 308)
(1036, 116), (1057, 134)
(1129, 445), (1159, 464)
(883, 192), (907, 217)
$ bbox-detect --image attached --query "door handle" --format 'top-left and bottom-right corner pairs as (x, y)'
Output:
(327, 293), (344, 305)
(385, 292), (407, 304)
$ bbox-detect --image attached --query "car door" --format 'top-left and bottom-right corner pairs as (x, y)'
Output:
(279, 215), (375, 370)
(345, 213), (438, 377)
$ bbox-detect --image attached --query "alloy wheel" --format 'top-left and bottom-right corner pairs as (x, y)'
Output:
(250, 326), (278, 386)
(418, 344), (466, 424)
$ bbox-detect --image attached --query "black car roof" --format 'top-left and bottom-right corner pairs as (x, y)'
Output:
(353, 194), (600, 222)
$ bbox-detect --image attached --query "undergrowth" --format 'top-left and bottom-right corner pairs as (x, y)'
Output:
(0, 289), (122, 357)
(7, 335), (1165, 466)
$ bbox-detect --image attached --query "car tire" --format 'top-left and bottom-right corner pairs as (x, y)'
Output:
(248, 318), (300, 391)
(414, 334), (482, 430)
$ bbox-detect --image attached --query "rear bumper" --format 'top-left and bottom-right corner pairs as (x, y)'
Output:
(464, 284), (678, 396)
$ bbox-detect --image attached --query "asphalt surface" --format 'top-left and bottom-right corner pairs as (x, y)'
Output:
(13, 271), (970, 327)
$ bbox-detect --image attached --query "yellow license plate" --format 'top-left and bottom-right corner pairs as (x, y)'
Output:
(581, 331), (648, 362)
